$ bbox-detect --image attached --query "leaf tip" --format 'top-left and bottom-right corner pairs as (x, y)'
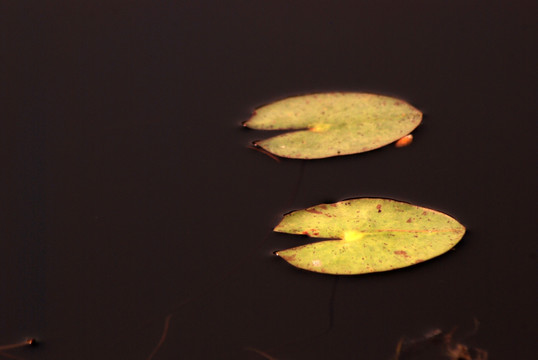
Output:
(274, 247), (299, 263)
(273, 221), (286, 233)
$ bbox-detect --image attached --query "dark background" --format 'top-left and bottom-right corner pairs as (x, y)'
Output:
(1, 1), (536, 359)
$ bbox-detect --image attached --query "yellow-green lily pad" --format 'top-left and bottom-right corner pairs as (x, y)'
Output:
(275, 198), (465, 275)
(244, 92), (422, 159)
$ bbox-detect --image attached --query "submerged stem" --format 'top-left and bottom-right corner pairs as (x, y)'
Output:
(0, 339), (34, 351)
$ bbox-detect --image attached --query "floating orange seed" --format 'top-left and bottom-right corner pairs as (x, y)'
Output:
(395, 134), (413, 147)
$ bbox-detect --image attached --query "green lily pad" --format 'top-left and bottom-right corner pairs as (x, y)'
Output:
(244, 92), (422, 159)
(275, 198), (465, 275)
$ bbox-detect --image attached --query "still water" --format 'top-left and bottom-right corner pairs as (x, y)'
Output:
(1, 1), (535, 359)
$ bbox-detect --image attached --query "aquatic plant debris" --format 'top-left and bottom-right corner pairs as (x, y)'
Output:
(244, 92), (422, 159)
(392, 321), (487, 360)
(275, 198), (465, 275)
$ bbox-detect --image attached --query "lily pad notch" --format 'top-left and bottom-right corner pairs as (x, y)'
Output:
(274, 198), (465, 275)
(244, 92), (422, 159)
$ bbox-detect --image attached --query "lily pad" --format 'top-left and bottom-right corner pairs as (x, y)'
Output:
(275, 198), (465, 275)
(244, 92), (422, 159)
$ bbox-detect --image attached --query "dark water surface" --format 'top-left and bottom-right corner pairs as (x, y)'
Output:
(1, 1), (536, 359)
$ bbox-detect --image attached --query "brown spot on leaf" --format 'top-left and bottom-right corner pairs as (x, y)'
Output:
(415, 259), (424, 264)
(376, 204), (382, 213)
(319, 205), (327, 210)
(306, 208), (323, 215)
(394, 250), (410, 258)
(407, 218), (413, 223)
(422, 211), (428, 215)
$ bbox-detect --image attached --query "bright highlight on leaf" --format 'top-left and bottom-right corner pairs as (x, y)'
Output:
(244, 92), (422, 159)
(274, 198), (465, 275)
